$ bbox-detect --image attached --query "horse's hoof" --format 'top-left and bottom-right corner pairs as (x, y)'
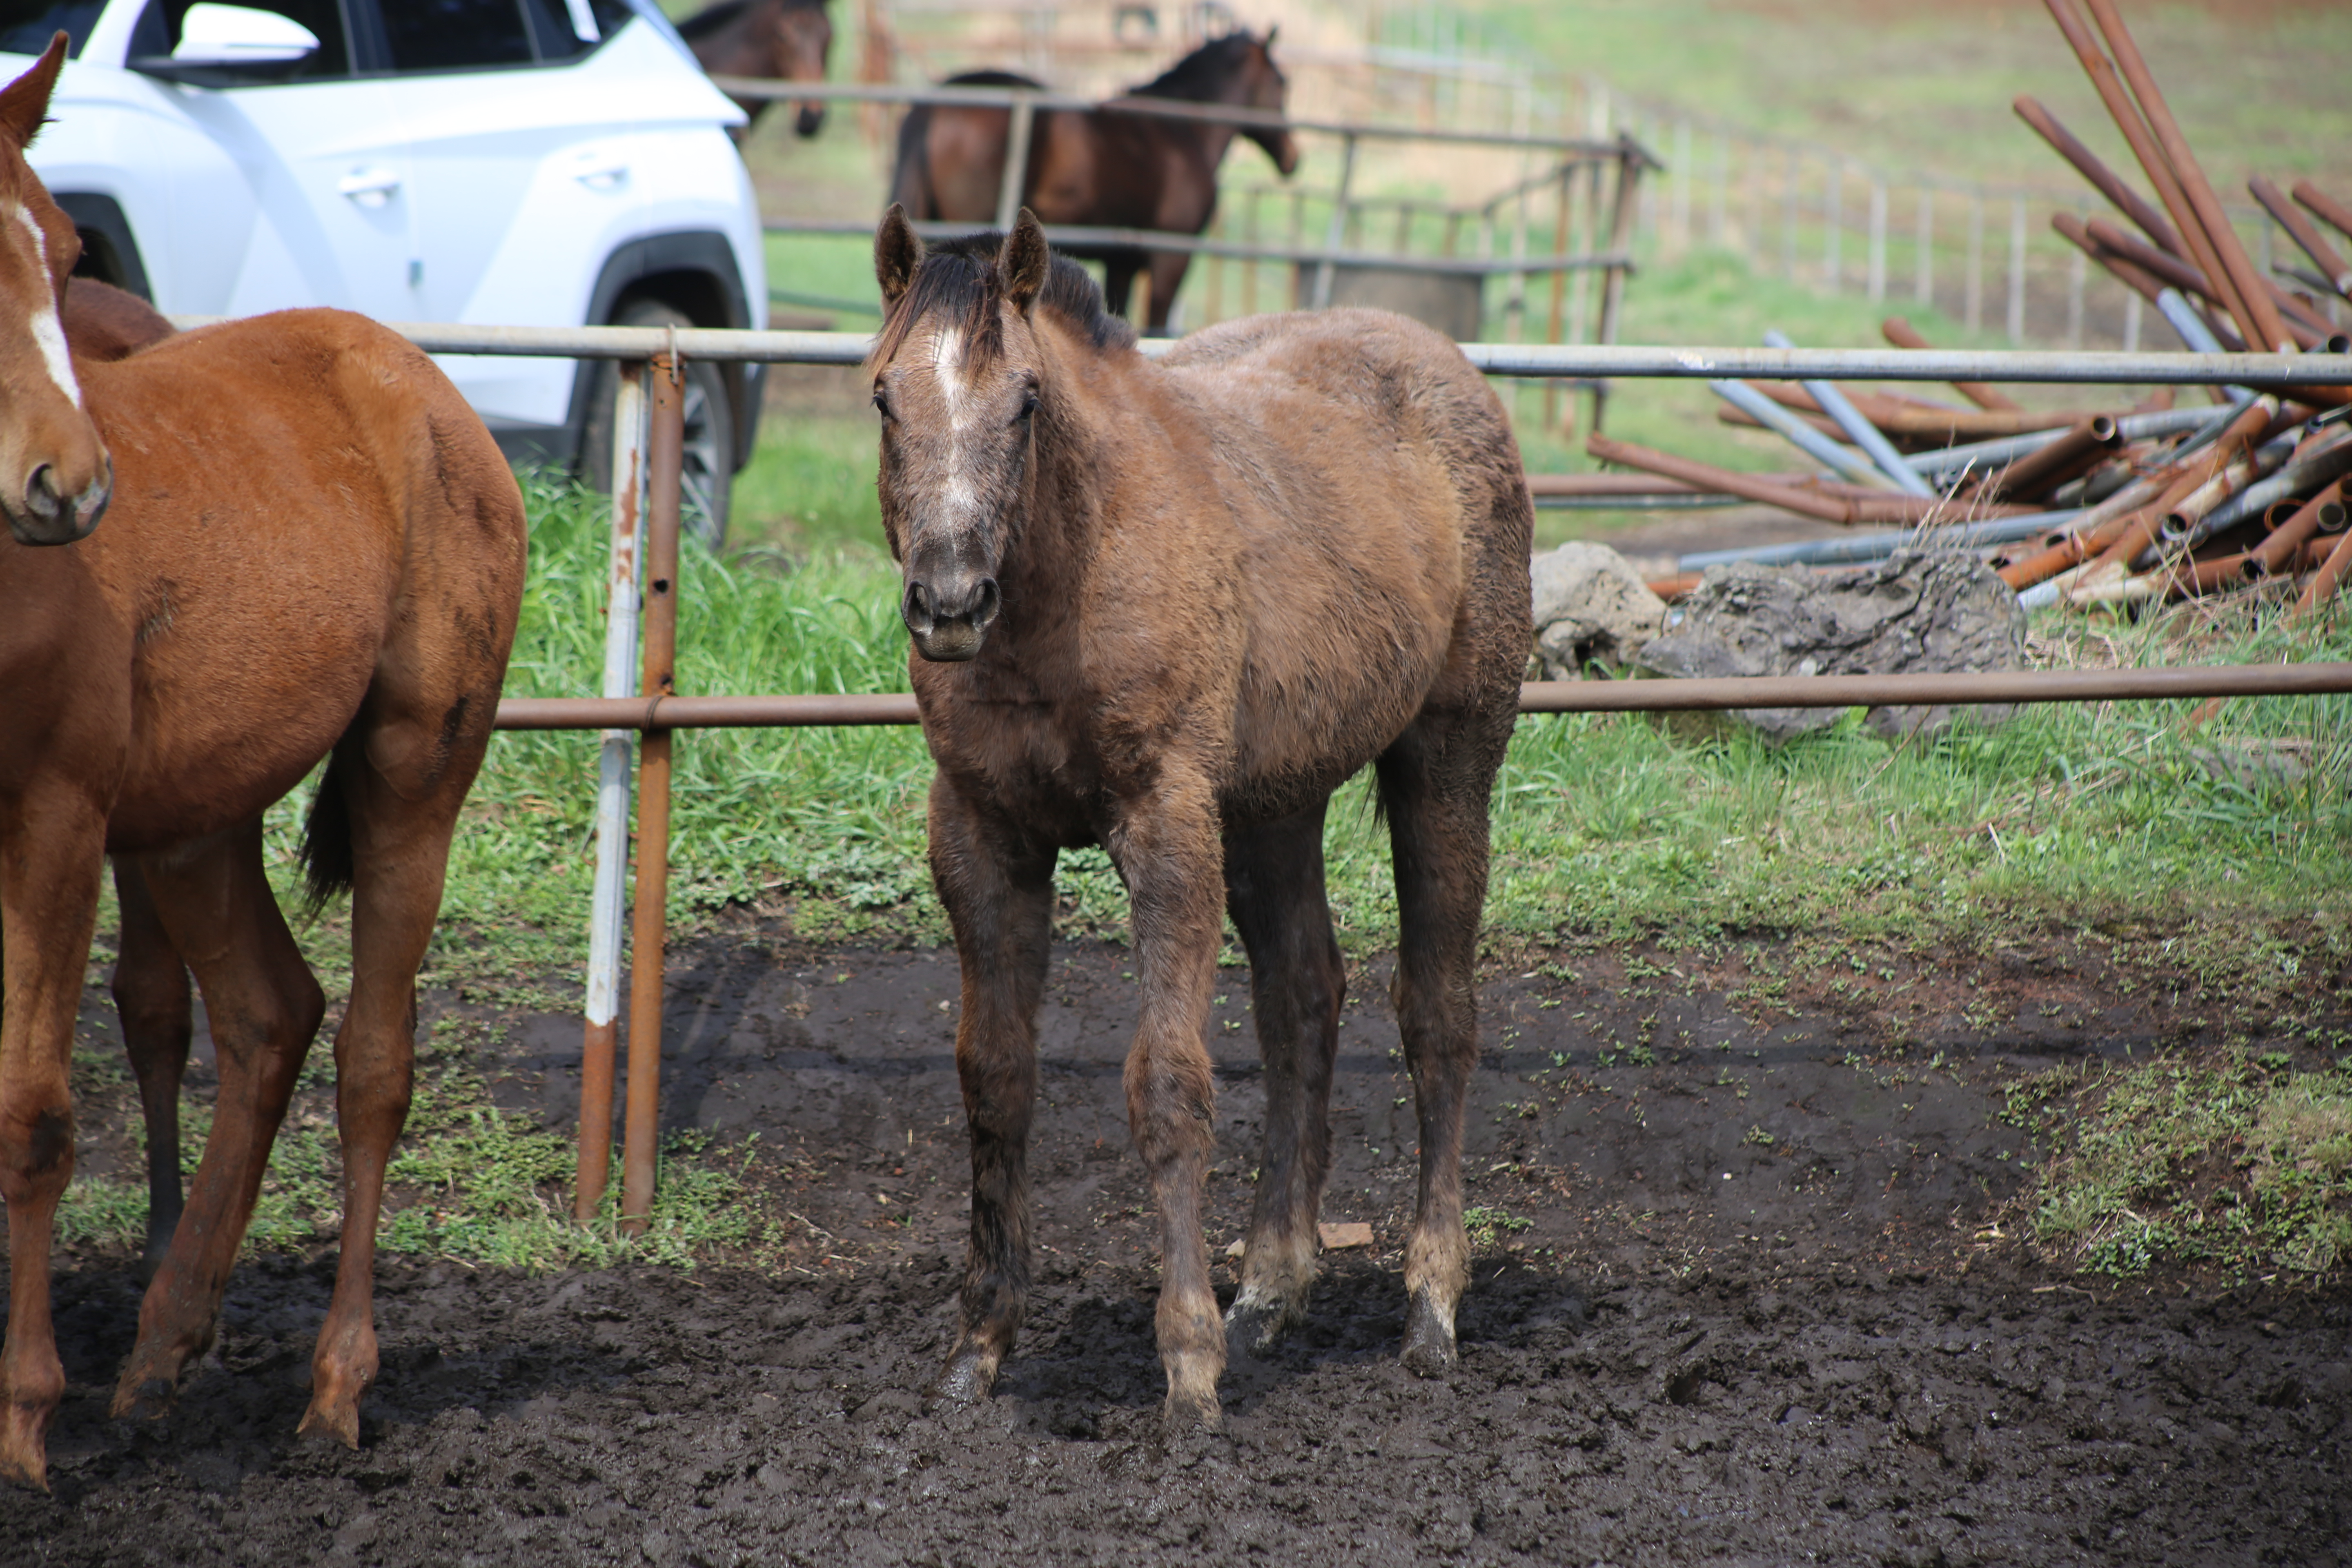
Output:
(1159, 1384), (1223, 1432)
(0, 1411), (51, 1492)
(1222, 1296), (1292, 1360)
(1399, 1288), (1458, 1378)
(296, 1399), (361, 1450)
(109, 1376), (177, 1423)
(924, 1350), (996, 1408)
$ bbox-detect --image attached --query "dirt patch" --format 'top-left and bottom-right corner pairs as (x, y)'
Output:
(10, 929), (2352, 1564)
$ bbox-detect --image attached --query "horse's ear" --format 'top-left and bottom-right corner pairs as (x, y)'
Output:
(1263, 24), (1278, 46)
(998, 208), (1049, 312)
(0, 32), (68, 150)
(875, 203), (922, 309)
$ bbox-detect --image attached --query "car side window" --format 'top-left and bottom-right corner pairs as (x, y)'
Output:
(378, 0), (534, 71)
(126, 0), (356, 79)
(0, 3), (107, 58)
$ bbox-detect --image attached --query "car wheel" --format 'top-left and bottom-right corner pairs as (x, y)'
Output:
(579, 301), (736, 551)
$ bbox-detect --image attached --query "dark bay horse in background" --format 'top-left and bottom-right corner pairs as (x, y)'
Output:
(0, 37), (527, 1489)
(888, 31), (1300, 332)
(682, 0), (833, 139)
(867, 206), (1530, 1425)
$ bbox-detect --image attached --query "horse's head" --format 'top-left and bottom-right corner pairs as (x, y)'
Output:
(0, 35), (109, 547)
(770, 0), (833, 138)
(868, 205), (1065, 663)
(1235, 29), (1299, 178)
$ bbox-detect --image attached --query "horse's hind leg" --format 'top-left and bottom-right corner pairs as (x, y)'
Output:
(0, 787), (108, 1489)
(299, 724), (490, 1448)
(109, 858), (191, 1283)
(1221, 802), (1345, 1356)
(111, 820), (324, 1421)
(926, 778), (1055, 1405)
(1376, 708), (1510, 1376)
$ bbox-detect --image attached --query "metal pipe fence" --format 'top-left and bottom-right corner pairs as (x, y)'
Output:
(332, 317), (2352, 1224)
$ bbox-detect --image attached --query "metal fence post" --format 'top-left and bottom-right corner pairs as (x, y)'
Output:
(1824, 160), (1843, 292)
(2008, 196), (2029, 345)
(620, 350), (686, 1232)
(1868, 179), (1887, 303)
(1966, 193), (1985, 333)
(575, 361), (648, 1222)
(1915, 187), (1934, 307)
(994, 93), (1035, 233)
(1781, 148), (1800, 281)
(2066, 199), (2087, 348)
(1670, 118), (1692, 254)
(1709, 132), (1729, 249)
(1311, 132), (1357, 310)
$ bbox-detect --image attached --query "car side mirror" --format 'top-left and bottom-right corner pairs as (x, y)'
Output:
(130, 3), (318, 84)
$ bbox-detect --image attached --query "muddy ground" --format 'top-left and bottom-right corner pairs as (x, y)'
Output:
(7, 928), (2351, 1566)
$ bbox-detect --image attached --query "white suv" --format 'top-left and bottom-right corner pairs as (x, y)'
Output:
(5, 0), (767, 542)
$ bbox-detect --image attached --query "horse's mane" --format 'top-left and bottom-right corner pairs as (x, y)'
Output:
(677, 0), (823, 39)
(870, 233), (1137, 374)
(1133, 32), (1260, 101)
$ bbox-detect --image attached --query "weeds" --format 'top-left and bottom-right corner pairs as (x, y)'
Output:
(2027, 1050), (2352, 1280)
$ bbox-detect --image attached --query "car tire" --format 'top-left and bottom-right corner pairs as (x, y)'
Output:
(579, 300), (736, 551)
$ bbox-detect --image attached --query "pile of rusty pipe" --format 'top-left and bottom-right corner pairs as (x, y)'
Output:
(2295, 183), (2352, 252)
(2040, 0), (2263, 350)
(1973, 417), (2120, 503)
(2074, 398), (2278, 589)
(2252, 177), (2352, 302)
(2296, 528), (2352, 619)
(2083, 217), (2333, 348)
(2250, 481), (2347, 577)
(1586, 434), (2034, 526)
(495, 665), (2352, 730)
(1881, 317), (2020, 412)
(1742, 381), (2098, 440)
(2013, 95), (2183, 256)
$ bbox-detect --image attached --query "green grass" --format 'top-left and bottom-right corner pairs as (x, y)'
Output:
(2017, 1047), (2352, 1280)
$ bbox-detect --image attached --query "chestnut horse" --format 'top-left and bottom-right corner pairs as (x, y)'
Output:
(887, 31), (1300, 332)
(0, 38), (526, 1488)
(868, 207), (1530, 1425)
(681, 0), (832, 140)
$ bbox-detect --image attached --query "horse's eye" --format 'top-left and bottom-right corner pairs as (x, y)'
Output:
(1017, 389), (1040, 422)
(872, 387), (892, 420)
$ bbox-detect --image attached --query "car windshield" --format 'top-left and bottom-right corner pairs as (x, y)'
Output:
(0, 2), (106, 56)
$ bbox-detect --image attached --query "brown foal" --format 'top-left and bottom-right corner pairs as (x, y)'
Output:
(868, 207), (1530, 1425)
(0, 38), (526, 1488)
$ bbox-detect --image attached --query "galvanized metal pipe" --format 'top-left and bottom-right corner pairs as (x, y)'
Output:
(1707, 379), (1891, 488)
(620, 354), (686, 1232)
(1763, 329), (1936, 496)
(492, 664), (2352, 732)
(165, 318), (2352, 385)
(576, 363), (648, 1223)
(1678, 509), (2079, 570)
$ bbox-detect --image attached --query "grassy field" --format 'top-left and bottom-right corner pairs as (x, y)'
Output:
(1474, 0), (2352, 196)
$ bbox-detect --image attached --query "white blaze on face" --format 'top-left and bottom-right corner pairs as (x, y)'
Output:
(927, 323), (985, 526)
(9, 203), (81, 410)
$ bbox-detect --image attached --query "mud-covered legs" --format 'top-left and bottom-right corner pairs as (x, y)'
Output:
(927, 777), (1055, 1404)
(1378, 713), (1506, 1376)
(1222, 804), (1344, 1356)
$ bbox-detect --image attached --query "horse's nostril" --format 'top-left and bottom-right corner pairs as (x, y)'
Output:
(973, 578), (1001, 626)
(24, 464), (60, 519)
(903, 580), (933, 626)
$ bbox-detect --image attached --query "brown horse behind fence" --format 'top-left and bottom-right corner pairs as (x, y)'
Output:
(681, 0), (832, 139)
(0, 37), (526, 1490)
(887, 31), (1299, 332)
(867, 205), (1530, 1425)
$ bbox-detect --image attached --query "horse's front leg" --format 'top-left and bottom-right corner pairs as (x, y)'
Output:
(1107, 775), (1227, 1428)
(927, 777), (1056, 1405)
(0, 783), (109, 1490)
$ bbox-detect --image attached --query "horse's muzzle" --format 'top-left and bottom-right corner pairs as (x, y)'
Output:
(902, 573), (1000, 662)
(6, 459), (110, 546)
(795, 102), (825, 138)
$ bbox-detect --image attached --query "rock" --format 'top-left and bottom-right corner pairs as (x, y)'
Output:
(1631, 549), (2027, 744)
(1529, 541), (1667, 679)
(1317, 1222), (1374, 1250)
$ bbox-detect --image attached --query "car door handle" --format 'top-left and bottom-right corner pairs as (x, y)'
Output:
(568, 159), (628, 192)
(337, 167), (401, 207)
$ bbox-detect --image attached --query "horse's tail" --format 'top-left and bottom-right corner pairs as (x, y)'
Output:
(889, 102), (933, 216)
(298, 746), (358, 910)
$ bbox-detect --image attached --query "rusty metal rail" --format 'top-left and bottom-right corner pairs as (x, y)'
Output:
(495, 665), (2352, 734)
